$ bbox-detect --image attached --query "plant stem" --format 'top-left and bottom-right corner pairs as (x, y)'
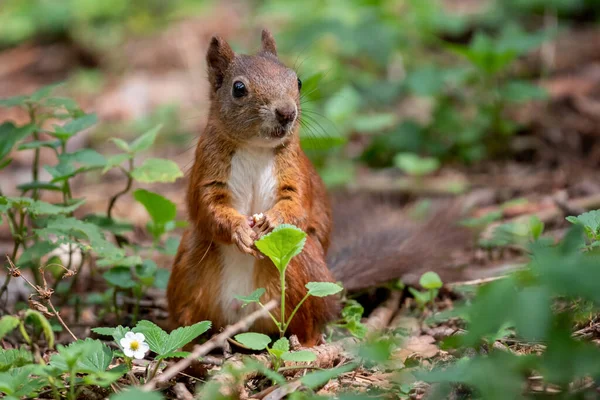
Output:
(107, 161), (134, 219)
(149, 359), (161, 380)
(27, 105), (41, 201)
(279, 268), (286, 337)
(259, 302), (280, 330)
(0, 209), (26, 303)
(68, 367), (76, 400)
(283, 292), (310, 335)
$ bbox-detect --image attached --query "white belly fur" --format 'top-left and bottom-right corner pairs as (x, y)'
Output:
(219, 147), (277, 322)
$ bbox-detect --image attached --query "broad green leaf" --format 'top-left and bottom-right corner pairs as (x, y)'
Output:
(0, 316), (20, 341)
(324, 85), (361, 125)
(153, 269), (170, 290)
(91, 325), (130, 343)
(0, 348), (33, 372)
(35, 216), (124, 264)
(135, 260), (157, 286)
(0, 95), (27, 107)
(305, 282), (343, 297)
(0, 365), (45, 398)
(130, 158), (183, 183)
(566, 210), (600, 238)
(351, 113), (397, 134)
(62, 113), (97, 134)
(500, 80), (547, 103)
(110, 138), (130, 152)
(300, 363), (357, 389)
(45, 149), (106, 181)
(394, 153), (439, 176)
(50, 339), (113, 374)
(44, 97), (79, 112)
(17, 240), (59, 266)
(255, 224), (307, 273)
(24, 310), (54, 349)
(17, 139), (61, 151)
(234, 332), (271, 350)
(270, 337), (290, 358)
(0, 123), (35, 162)
(29, 83), (62, 102)
(404, 65), (446, 96)
(103, 153), (131, 173)
(133, 189), (176, 225)
(134, 320), (211, 355)
(82, 364), (127, 387)
(300, 134), (347, 151)
(281, 350), (317, 362)
(130, 124), (162, 153)
(419, 272), (443, 290)
(110, 388), (163, 400)
(163, 236), (180, 256)
(235, 288), (266, 307)
(103, 267), (136, 289)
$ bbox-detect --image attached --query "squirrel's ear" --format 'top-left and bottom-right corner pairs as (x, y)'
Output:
(260, 29), (278, 57)
(206, 36), (234, 91)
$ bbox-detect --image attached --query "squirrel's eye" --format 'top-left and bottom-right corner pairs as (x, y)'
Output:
(232, 81), (247, 98)
(297, 78), (302, 91)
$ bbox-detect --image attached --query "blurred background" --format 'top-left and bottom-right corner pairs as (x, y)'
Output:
(1, 0), (600, 231)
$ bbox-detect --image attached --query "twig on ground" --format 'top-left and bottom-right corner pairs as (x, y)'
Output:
(366, 290), (402, 332)
(173, 382), (194, 400)
(448, 275), (510, 288)
(142, 300), (278, 391)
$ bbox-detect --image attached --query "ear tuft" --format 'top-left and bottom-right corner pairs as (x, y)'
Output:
(206, 35), (235, 91)
(261, 29), (278, 56)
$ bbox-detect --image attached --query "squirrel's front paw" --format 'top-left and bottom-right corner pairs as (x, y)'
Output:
(252, 212), (278, 238)
(232, 222), (258, 257)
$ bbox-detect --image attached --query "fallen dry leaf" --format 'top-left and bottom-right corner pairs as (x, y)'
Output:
(396, 335), (439, 362)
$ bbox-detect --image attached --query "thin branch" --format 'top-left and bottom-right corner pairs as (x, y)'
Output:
(142, 299), (278, 391)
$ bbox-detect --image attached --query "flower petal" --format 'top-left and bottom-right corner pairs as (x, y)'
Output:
(123, 348), (135, 358)
(120, 338), (130, 348)
(124, 331), (136, 340)
(134, 332), (145, 342)
(139, 342), (150, 352)
(133, 350), (146, 360)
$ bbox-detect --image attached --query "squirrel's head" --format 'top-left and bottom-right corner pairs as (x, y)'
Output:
(206, 29), (301, 148)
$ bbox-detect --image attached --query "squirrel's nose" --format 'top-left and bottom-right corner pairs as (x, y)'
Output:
(275, 105), (296, 127)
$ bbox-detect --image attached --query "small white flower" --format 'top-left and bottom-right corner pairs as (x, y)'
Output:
(120, 332), (149, 360)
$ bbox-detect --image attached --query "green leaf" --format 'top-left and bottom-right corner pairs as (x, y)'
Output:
(16, 181), (62, 192)
(153, 269), (170, 290)
(235, 288), (266, 307)
(133, 189), (176, 225)
(271, 337), (290, 357)
(43, 97), (79, 112)
(351, 113), (397, 134)
(135, 260), (157, 286)
(103, 153), (131, 173)
(83, 364), (127, 387)
(110, 138), (130, 152)
(324, 85), (361, 125)
(91, 325), (130, 343)
(500, 80), (547, 103)
(305, 282), (343, 297)
(566, 210), (600, 238)
(394, 153), (440, 176)
(0, 348), (33, 372)
(50, 339), (114, 374)
(155, 351), (190, 361)
(103, 267), (136, 289)
(0, 123), (36, 162)
(419, 272), (443, 290)
(234, 332), (271, 350)
(300, 363), (357, 389)
(110, 388), (164, 400)
(0, 316), (20, 341)
(0, 95), (28, 107)
(405, 65), (446, 96)
(17, 139), (61, 151)
(134, 320), (211, 355)
(29, 83), (62, 102)
(300, 134), (347, 151)
(45, 149), (106, 181)
(17, 240), (59, 266)
(0, 365), (45, 398)
(24, 310), (54, 349)
(163, 236), (180, 256)
(62, 113), (97, 134)
(36, 216), (124, 264)
(130, 158), (183, 183)
(281, 350), (317, 362)
(255, 224), (307, 273)
(130, 125), (162, 153)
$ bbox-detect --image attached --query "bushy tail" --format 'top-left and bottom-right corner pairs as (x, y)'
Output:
(327, 192), (473, 291)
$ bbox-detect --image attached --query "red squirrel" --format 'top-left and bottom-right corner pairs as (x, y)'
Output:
(167, 30), (469, 346)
